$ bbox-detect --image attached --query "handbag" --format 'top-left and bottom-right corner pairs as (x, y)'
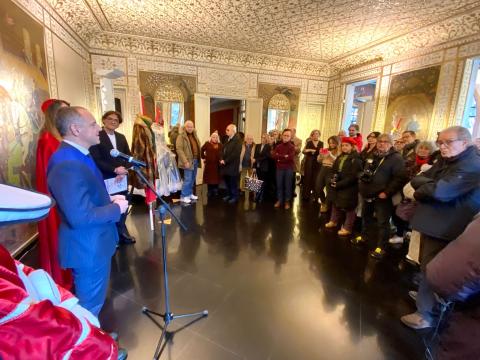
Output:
(245, 171), (263, 193)
(395, 199), (418, 221)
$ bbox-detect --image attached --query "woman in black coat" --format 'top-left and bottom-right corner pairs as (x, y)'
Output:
(324, 137), (362, 236)
(301, 129), (323, 200)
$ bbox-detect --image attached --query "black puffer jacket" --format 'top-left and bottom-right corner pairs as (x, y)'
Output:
(410, 145), (480, 241)
(328, 152), (363, 210)
(358, 148), (407, 199)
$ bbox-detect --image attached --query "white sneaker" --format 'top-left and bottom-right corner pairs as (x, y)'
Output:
(190, 194), (198, 200)
(180, 197), (191, 203)
(389, 235), (404, 244)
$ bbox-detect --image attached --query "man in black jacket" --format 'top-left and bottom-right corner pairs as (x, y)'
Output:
(90, 111), (135, 245)
(357, 133), (407, 259)
(220, 124), (243, 203)
(253, 133), (271, 202)
(401, 126), (480, 330)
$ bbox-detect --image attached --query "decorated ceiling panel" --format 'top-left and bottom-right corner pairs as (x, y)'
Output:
(45, 0), (480, 72)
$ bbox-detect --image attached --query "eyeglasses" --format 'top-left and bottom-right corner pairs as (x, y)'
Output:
(436, 139), (461, 147)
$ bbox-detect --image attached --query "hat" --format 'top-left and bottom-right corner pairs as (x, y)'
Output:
(341, 137), (357, 146)
(41, 99), (56, 113)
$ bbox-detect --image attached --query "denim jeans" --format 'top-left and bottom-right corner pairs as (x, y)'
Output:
(276, 168), (293, 203)
(181, 159), (198, 197)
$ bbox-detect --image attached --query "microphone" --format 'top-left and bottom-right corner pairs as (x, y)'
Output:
(110, 149), (146, 167)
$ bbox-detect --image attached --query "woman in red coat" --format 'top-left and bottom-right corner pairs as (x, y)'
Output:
(35, 98), (72, 290)
(201, 132), (223, 197)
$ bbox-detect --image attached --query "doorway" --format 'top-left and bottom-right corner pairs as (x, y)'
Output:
(210, 97), (245, 141)
(342, 79), (377, 136)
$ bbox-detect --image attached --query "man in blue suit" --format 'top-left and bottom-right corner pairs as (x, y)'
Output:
(47, 106), (128, 317)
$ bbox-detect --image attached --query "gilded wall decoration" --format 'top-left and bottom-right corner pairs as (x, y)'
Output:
(429, 61), (458, 138)
(374, 75), (392, 132)
(385, 66), (441, 139)
(454, 59), (475, 124)
(0, 0), (50, 254)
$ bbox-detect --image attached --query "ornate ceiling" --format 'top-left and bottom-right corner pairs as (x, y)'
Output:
(46, 0), (480, 73)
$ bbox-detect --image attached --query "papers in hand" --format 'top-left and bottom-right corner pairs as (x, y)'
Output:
(104, 176), (127, 195)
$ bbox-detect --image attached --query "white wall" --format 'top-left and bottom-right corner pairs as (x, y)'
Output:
(52, 35), (87, 107)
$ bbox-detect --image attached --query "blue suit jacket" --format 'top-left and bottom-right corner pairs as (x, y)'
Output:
(47, 142), (121, 269)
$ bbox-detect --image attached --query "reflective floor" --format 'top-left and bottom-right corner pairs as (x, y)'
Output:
(99, 187), (425, 360)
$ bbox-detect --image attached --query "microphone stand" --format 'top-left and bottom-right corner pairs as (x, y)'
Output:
(129, 165), (208, 360)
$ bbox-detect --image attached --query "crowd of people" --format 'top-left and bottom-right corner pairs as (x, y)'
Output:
(19, 84), (480, 359)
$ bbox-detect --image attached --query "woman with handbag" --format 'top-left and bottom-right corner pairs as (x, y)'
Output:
(301, 130), (323, 200)
(324, 137), (362, 236)
(389, 141), (437, 246)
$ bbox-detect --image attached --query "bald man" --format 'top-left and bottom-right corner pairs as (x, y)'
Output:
(220, 124), (243, 203)
(176, 120), (202, 203)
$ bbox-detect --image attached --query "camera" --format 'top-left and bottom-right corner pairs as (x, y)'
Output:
(330, 173), (339, 188)
(359, 158), (375, 183)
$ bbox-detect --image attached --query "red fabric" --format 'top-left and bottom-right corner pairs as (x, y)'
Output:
(341, 137), (357, 147)
(273, 142), (295, 170)
(0, 245), (117, 360)
(201, 141), (222, 184)
(35, 131), (72, 290)
(415, 155), (429, 167)
(351, 134), (363, 152)
(41, 99), (56, 113)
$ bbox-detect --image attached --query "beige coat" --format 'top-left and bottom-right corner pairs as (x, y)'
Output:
(292, 136), (302, 173)
(239, 143), (256, 171)
(176, 127), (202, 170)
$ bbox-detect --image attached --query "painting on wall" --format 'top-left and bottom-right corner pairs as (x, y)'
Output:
(0, 0), (50, 254)
(139, 71), (196, 144)
(258, 83), (300, 133)
(385, 66), (441, 140)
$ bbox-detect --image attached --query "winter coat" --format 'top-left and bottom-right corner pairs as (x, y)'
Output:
(221, 134), (243, 176)
(358, 148), (408, 199)
(176, 128), (202, 170)
(351, 133), (363, 152)
(410, 145), (480, 241)
(201, 141), (222, 184)
(426, 216), (480, 360)
(273, 141), (295, 170)
(328, 152), (363, 210)
(253, 143), (271, 172)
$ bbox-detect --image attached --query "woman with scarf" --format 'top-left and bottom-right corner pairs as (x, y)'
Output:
(324, 137), (362, 236)
(201, 132), (223, 197)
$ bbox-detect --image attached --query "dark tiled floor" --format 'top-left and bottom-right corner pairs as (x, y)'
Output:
(97, 187), (423, 359)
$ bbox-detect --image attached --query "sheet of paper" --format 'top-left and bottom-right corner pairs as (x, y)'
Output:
(104, 176), (127, 195)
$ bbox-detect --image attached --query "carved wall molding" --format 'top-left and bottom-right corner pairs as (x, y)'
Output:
(429, 61), (458, 138)
(44, 28), (58, 98)
(459, 41), (480, 59)
(91, 55), (127, 85)
(197, 67), (257, 98)
(447, 60), (466, 127)
(373, 75), (391, 132)
(391, 51), (444, 75)
(340, 67), (382, 84)
(454, 59), (474, 125)
(88, 32), (330, 77)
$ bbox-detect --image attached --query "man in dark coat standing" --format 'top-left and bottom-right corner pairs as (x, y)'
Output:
(220, 124), (242, 204)
(89, 110), (135, 245)
(358, 133), (407, 259)
(401, 126), (480, 330)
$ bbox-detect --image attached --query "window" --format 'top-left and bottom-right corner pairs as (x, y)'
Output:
(267, 94), (290, 132)
(170, 102), (182, 127)
(462, 59), (479, 138)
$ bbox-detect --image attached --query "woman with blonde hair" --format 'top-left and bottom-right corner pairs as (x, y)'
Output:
(201, 131), (223, 197)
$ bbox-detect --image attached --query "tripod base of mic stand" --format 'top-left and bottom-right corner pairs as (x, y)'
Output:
(142, 307), (208, 360)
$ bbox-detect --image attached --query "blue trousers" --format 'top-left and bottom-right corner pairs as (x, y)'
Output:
(72, 261), (111, 317)
(276, 168), (293, 203)
(181, 159), (198, 197)
(224, 174), (240, 201)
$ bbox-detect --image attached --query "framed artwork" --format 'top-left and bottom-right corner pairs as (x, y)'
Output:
(0, 0), (50, 254)
(385, 66), (441, 140)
